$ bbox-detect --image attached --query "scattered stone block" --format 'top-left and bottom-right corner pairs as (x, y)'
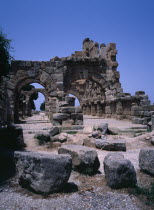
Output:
(49, 142), (62, 148)
(51, 133), (69, 143)
(104, 153), (137, 189)
(58, 145), (100, 175)
(139, 149), (154, 175)
(151, 137), (154, 145)
(83, 137), (95, 148)
(92, 130), (102, 138)
(49, 127), (60, 137)
(15, 151), (72, 194)
(93, 122), (108, 135)
(95, 139), (126, 151)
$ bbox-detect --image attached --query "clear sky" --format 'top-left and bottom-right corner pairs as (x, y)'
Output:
(1, 0), (154, 104)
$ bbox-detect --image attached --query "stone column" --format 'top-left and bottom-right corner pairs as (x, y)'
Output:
(96, 103), (102, 117)
(91, 104), (96, 116)
(86, 105), (91, 115)
(82, 105), (86, 115)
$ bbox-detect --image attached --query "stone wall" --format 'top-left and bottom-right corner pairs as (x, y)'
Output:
(0, 77), (12, 126)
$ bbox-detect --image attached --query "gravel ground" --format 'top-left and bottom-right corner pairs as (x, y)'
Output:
(0, 114), (154, 210)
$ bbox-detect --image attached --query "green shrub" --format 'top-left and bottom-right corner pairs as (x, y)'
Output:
(66, 131), (77, 135)
(34, 133), (50, 145)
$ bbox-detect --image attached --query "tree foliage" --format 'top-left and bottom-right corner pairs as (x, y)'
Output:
(40, 101), (45, 111)
(0, 28), (13, 77)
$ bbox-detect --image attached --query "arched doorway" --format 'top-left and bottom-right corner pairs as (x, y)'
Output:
(15, 82), (51, 122)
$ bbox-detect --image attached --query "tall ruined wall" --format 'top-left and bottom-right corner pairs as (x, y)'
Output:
(1, 38), (153, 127)
(0, 77), (12, 126)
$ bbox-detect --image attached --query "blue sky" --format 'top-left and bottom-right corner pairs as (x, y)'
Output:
(1, 0), (154, 108)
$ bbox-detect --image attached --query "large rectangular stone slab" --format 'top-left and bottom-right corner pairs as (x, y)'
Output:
(95, 139), (126, 151)
(15, 151), (72, 194)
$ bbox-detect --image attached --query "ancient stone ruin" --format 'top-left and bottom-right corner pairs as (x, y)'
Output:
(0, 38), (154, 129)
(1, 38), (154, 206)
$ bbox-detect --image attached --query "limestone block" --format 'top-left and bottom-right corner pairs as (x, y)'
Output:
(75, 107), (82, 113)
(51, 133), (69, 143)
(139, 149), (154, 175)
(60, 107), (75, 114)
(15, 151), (72, 194)
(58, 145), (100, 174)
(50, 91), (58, 97)
(143, 111), (151, 117)
(131, 106), (143, 111)
(93, 122), (108, 135)
(53, 113), (70, 121)
(45, 67), (55, 74)
(132, 118), (144, 124)
(40, 71), (50, 83)
(140, 100), (151, 106)
(131, 110), (144, 116)
(62, 119), (74, 126)
(52, 74), (63, 82)
(56, 82), (63, 91)
(104, 153), (137, 189)
(71, 113), (83, 121)
(57, 91), (65, 98)
(49, 127), (60, 137)
(95, 139), (126, 151)
(58, 101), (69, 107)
(83, 137), (95, 148)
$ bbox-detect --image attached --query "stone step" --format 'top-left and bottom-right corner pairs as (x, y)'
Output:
(110, 126), (148, 138)
(59, 125), (84, 131)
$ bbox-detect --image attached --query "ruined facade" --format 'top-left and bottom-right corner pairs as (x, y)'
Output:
(2, 38), (154, 126)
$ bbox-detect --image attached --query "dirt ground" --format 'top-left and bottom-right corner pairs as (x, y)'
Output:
(0, 114), (154, 210)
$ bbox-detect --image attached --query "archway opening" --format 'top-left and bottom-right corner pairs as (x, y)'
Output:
(16, 82), (49, 122)
(69, 94), (80, 107)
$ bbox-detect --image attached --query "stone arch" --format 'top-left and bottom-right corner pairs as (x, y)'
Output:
(8, 74), (58, 122)
(21, 87), (49, 117)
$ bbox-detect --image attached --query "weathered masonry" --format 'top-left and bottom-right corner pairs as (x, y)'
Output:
(4, 38), (154, 126)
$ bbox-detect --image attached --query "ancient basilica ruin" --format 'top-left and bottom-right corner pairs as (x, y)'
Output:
(1, 38), (154, 128)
